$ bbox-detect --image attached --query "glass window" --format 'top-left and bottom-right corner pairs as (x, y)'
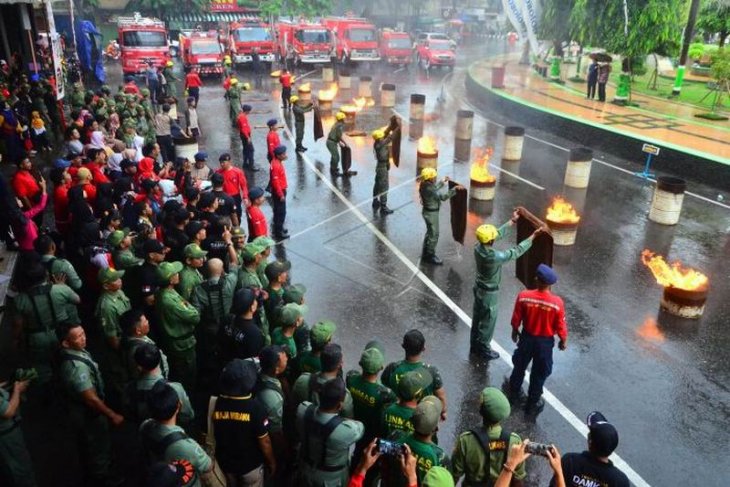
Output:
(295, 30), (331, 44)
(429, 40), (452, 50)
(122, 31), (167, 48)
(347, 28), (375, 42)
(388, 38), (412, 49)
(233, 27), (272, 42)
(191, 42), (221, 55)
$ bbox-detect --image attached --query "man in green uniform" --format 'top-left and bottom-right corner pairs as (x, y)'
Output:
(35, 234), (82, 291)
(283, 283), (311, 355)
(399, 396), (447, 485)
(120, 309), (169, 380)
(155, 261), (200, 395)
(296, 378), (364, 486)
(291, 320), (336, 380)
(0, 373), (36, 487)
(451, 387), (526, 485)
(13, 262), (80, 384)
(95, 268), (131, 400)
(139, 382), (212, 485)
(264, 260), (290, 331)
(110, 229), (144, 270)
(371, 125), (398, 215)
(382, 330), (448, 422)
(237, 243), (270, 342)
(56, 322), (124, 486)
(124, 343), (193, 426)
(162, 60), (178, 98)
(470, 216), (541, 360)
(291, 95), (314, 152)
(271, 303), (306, 359)
(347, 341), (396, 486)
(253, 235), (275, 287)
(381, 370), (426, 438)
(257, 345), (291, 484)
(292, 343), (354, 418)
(326, 111), (348, 177)
(419, 167), (460, 265)
(177, 243), (206, 301)
(227, 78), (241, 126)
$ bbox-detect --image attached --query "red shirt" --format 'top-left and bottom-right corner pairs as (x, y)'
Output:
(216, 166), (248, 199)
(269, 159), (287, 199)
(123, 82), (140, 95)
(237, 112), (251, 138)
(280, 73), (292, 88)
(247, 205), (268, 239)
(511, 289), (568, 341)
(267, 131), (280, 159)
(12, 170), (40, 200)
(185, 72), (203, 88)
(53, 183), (70, 224)
(85, 162), (111, 185)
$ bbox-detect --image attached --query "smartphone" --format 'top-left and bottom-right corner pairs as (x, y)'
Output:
(525, 442), (552, 457)
(377, 438), (404, 457)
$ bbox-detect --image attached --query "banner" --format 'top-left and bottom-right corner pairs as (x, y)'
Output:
(45, 0), (64, 100)
(518, 0), (541, 56)
(502, 0), (527, 40)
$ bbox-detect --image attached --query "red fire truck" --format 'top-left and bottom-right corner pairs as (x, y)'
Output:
(179, 31), (224, 75)
(228, 16), (276, 65)
(322, 17), (380, 64)
(276, 21), (332, 65)
(117, 14), (170, 75)
(378, 30), (413, 66)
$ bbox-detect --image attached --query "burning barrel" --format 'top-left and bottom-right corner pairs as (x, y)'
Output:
(358, 76), (372, 98)
(545, 197), (580, 246)
(381, 83), (396, 108)
(318, 83), (338, 112)
(503, 126), (525, 161)
(470, 148), (496, 200)
(298, 83), (312, 103)
(564, 148), (593, 189)
(648, 177), (686, 226)
(417, 137), (438, 171)
(339, 71), (352, 89)
(642, 250), (709, 319)
(322, 66), (334, 83)
(341, 105), (358, 127)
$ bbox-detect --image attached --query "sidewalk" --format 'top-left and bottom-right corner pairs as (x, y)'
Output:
(469, 58), (730, 165)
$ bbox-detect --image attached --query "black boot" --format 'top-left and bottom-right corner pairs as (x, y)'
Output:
(372, 199), (380, 209)
(525, 397), (545, 414)
(380, 206), (394, 215)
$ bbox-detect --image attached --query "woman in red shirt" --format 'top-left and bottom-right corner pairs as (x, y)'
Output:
(11, 157), (41, 211)
(50, 162), (72, 237)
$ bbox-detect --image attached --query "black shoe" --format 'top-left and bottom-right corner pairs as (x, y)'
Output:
(380, 206), (394, 215)
(423, 255), (443, 265)
(300, 146), (308, 151)
(501, 378), (527, 404)
(330, 171), (342, 177)
(280, 228), (289, 236)
(344, 170), (358, 177)
(295, 146), (304, 153)
(470, 348), (500, 361)
(246, 165), (261, 172)
(275, 233), (290, 240)
(525, 398), (545, 414)
(372, 199), (380, 209)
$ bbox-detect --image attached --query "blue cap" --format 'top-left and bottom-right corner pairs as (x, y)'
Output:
(194, 151), (207, 161)
(249, 186), (264, 200)
(267, 118), (278, 127)
(54, 158), (71, 169)
(273, 145), (287, 156)
(536, 264), (558, 285)
(241, 104), (252, 112)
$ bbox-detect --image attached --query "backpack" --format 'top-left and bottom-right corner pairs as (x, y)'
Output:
(301, 404), (345, 471)
(469, 428), (512, 487)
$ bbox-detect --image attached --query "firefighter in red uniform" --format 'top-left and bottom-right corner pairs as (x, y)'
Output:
(246, 186), (268, 241)
(237, 104), (257, 171)
(215, 153), (249, 222)
(266, 119), (281, 162)
(279, 69), (293, 109)
(506, 264), (568, 414)
(184, 68), (203, 105)
(123, 76), (140, 95)
(269, 145), (288, 239)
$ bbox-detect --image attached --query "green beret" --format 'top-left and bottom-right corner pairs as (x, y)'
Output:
(479, 387), (510, 424)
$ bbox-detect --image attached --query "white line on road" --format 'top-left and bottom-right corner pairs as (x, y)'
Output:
(279, 108), (651, 487)
(489, 163), (545, 190)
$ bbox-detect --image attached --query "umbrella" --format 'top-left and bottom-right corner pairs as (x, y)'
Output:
(590, 52), (613, 63)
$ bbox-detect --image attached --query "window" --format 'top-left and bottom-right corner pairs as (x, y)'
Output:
(347, 28), (375, 42)
(388, 38), (412, 49)
(233, 27), (272, 42)
(191, 42), (221, 55)
(295, 29), (331, 44)
(429, 40), (452, 50)
(122, 31), (167, 48)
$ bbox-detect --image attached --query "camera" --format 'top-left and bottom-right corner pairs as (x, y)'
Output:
(525, 442), (553, 457)
(377, 438), (404, 457)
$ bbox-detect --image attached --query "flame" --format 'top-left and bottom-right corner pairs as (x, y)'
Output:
(470, 147), (496, 183)
(319, 83), (338, 101)
(353, 97), (367, 109)
(298, 83), (311, 92)
(546, 196), (580, 224)
(340, 105), (357, 114)
(418, 136), (438, 155)
(641, 250), (709, 291)
(366, 98), (375, 107)
(636, 316), (665, 342)
(270, 70), (281, 77)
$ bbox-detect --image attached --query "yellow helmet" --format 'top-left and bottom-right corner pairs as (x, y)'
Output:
(421, 167), (437, 180)
(335, 112), (346, 121)
(230, 78), (238, 85)
(166, 60), (173, 67)
(372, 129), (385, 140)
(290, 95), (299, 103)
(224, 55), (232, 64)
(476, 224), (499, 244)
(242, 82), (251, 90)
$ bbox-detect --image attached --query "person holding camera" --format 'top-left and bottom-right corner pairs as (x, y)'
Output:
(495, 439), (565, 487)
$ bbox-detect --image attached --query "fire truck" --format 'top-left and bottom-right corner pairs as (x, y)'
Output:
(276, 21), (332, 65)
(179, 31), (224, 76)
(228, 16), (276, 65)
(322, 17), (380, 64)
(379, 30), (413, 66)
(117, 13), (170, 75)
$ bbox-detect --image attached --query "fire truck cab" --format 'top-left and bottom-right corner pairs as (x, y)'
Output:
(117, 13), (170, 75)
(179, 31), (224, 76)
(379, 30), (413, 66)
(228, 17), (276, 65)
(322, 17), (379, 64)
(276, 21), (332, 65)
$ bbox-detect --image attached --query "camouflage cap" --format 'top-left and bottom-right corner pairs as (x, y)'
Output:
(107, 228), (130, 248)
(253, 235), (275, 249)
(283, 283), (306, 304)
(98, 267), (125, 284)
(240, 243), (264, 261)
(479, 387), (511, 424)
(157, 261), (183, 282)
(310, 320), (336, 346)
(413, 395), (442, 435)
(359, 340), (385, 374)
(397, 369), (432, 401)
(422, 466), (455, 487)
(279, 303), (308, 327)
(183, 243), (208, 259)
(231, 227), (246, 240)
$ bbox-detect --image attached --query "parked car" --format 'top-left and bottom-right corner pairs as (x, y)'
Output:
(415, 38), (456, 70)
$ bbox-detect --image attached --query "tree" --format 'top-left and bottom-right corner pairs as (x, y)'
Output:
(540, 0), (576, 44)
(128, 0), (211, 16)
(259, 0), (334, 17)
(697, 0), (730, 48)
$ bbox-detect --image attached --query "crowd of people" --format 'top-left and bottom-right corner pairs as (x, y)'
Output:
(0, 60), (630, 487)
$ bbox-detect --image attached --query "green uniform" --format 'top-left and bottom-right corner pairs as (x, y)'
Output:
(271, 327), (297, 358)
(326, 121), (345, 173)
(238, 266), (270, 342)
(177, 266), (203, 301)
(419, 180), (456, 258)
(124, 370), (194, 425)
(381, 360), (443, 398)
(155, 287), (200, 394)
(291, 350), (321, 381)
(373, 133), (394, 206)
(292, 373), (354, 418)
(451, 425), (525, 485)
(295, 402), (364, 487)
(346, 371), (396, 438)
(163, 67), (178, 97)
(256, 259), (270, 288)
(381, 402), (416, 438)
(227, 87), (241, 123)
(258, 374), (285, 433)
(95, 289), (132, 394)
(123, 335), (169, 380)
(113, 249), (143, 270)
(14, 282), (80, 382)
(57, 348), (113, 484)
(470, 222), (532, 356)
(292, 102), (313, 148)
(0, 386), (37, 487)
(41, 255), (82, 291)
(139, 420), (211, 487)
(401, 434), (447, 486)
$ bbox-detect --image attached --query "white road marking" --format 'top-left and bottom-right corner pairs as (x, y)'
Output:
(489, 163), (545, 191)
(279, 106), (651, 487)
